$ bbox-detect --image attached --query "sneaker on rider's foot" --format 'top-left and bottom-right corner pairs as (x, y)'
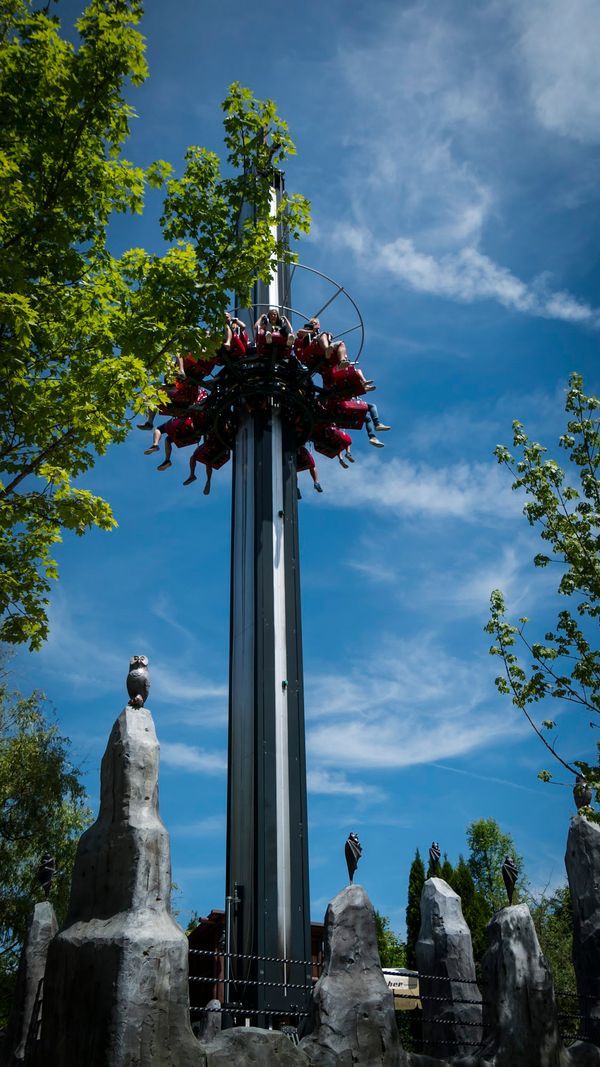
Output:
(287, 332), (295, 347)
(314, 482), (323, 493)
(144, 445), (159, 455)
(137, 421), (154, 430)
(369, 437), (384, 448)
(157, 460), (172, 471)
(183, 474), (197, 485)
(375, 423), (391, 431)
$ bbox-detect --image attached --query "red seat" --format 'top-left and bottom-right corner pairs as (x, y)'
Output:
(324, 398), (368, 430)
(191, 437), (230, 470)
(312, 423), (352, 459)
(160, 417), (198, 449)
(294, 336), (324, 371)
(183, 353), (218, 381)
(296, 446), (315, 473)
(159, 380), (205, 415)
(229, 332), (249, 359)
(189, 407), (210, 434)
(256, 330), (289, 355)
(321, 364), (367, 397)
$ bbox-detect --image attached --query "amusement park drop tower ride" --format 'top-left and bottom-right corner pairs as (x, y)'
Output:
(225, 172), (311, 1020)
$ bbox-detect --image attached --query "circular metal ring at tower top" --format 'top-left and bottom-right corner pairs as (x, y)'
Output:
(142, 266), (372, 484)
(234, 259), (365, 363)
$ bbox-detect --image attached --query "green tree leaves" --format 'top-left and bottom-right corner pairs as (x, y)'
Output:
(0, 663), (90, 1025)
(485, 374), (600, 814)
(375, 911), (406, 968)
(0, 2), (310, 648)
(466, 817), (525, 914)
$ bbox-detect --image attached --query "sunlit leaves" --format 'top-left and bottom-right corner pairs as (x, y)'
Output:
(0, 1), (310, 648)
(486, 374), (600, 818)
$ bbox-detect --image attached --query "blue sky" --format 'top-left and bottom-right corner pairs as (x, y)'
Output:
(13, 0), (600, 936)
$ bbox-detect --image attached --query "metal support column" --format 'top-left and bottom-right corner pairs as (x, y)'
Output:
(226, 402), (311, 1020)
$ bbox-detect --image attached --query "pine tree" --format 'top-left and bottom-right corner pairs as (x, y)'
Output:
(406, 848), (425, 969)
(449, 855), (491, 962)
(440, 853), (454, 883)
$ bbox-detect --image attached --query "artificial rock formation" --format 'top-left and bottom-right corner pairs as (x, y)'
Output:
(300, 884), (405, 1067)
(476, 903), (566, 1067)
(201, 1027), (309, 1066)
(40, 705), (201, 1067)
(416, 877), (482, 1059)
(565, 815), (600, 1048)
(192, 999), (222, 1044)
(3, 900), (58, 1064)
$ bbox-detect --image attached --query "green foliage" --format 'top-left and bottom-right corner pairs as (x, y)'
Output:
(485, 374), (600, 813)
(439, 853), (454, 883)
(408, 825), (573, 976)
(446, 855), (491, 962)
(186, 909), (201, 935)
(405, 848), (425, 969)
(0, 2), (310, 649)
(0, 664), (90, 1026)
(466, 817), (526, 914)
(375, 910), (406, 968)
(528, 884), (575, 996)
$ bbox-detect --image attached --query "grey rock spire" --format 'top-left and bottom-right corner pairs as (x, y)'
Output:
(40, 704), (201, 1067)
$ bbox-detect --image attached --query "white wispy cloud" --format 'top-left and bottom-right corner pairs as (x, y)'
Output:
(305, 633), (526, 773)
(160, 741), (226, 775)
(334, 227), (600, 328)
(516, 0), (600, 144)
(307, 768), (386, 801)
(172, 814), (227, 837)
(34, 596), (227, 724)
(151, 663), (227, 706)
(418, 543), (533, 618)
(316, 453), (518, 522)
(331, 6), (496, 250)
(343, 538), (534, 621)
(317, 3), (600, 328)
(431, 762), (541, 796)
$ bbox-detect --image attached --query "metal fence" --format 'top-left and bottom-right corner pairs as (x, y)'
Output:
(187, 949), (596, 1049)
(187, 946), (315, 1030)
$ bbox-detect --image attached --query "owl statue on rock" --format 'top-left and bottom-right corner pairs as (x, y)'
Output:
(126, 655), (150, 707)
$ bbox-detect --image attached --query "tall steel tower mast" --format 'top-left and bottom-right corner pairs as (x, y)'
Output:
(225, 171), (311, 1020)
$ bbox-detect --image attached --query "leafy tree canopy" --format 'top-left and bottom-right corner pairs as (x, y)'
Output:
(528, 884), (575, 999)
(466, 817), (526, 915)
(375, 910), (406, 968)
(485, 374), (600, 814)
(0, 661), (90, 1025)
(0, 0), (310, 649)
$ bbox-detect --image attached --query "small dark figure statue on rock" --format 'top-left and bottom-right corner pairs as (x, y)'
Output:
(345, 831), (362, 883)
(37, 853), (56, 899)
(429, 840), (441, 875)
(126, 655), (150, 707)
(501, 855), (518, 905)
(573, 773), (593, 811)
